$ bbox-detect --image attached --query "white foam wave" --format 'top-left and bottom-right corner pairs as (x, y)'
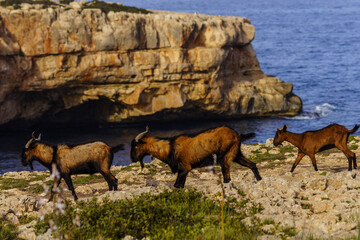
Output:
(314, 103), (336, 117)
(286, 103), (336, 120)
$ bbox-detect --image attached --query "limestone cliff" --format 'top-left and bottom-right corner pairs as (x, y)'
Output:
(0, 5), (302, 127)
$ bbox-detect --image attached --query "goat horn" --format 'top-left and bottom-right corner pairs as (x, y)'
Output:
(25, 138), (34, 149)
(26, 132), (41, 148)
(135, 126), (149, 142)
(35, 133), (41, 141)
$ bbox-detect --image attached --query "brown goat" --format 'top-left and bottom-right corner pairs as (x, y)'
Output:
(21, 132), (123, 201)
(273, 124), (359, 172)
(130, 126), (262, 188)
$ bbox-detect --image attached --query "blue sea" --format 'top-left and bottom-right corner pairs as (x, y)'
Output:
(1, 0), (360, 173)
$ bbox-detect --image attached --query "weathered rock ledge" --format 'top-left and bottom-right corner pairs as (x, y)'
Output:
(1, 137), (360, 239)
(0, 4), (302, 127)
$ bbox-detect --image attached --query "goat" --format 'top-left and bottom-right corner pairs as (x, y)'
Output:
(130, 126), (262, 188)
(273, 124), (359, 172)
(21, 132), (124, 201)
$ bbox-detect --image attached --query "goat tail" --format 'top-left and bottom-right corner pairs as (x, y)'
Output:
(239, 132), (256, 142)
(110, 144), (125, 153)
(349, 124), (360, 134)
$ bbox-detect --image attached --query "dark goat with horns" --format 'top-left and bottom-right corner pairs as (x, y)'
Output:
(22, 132), (124, 201)
(130, 126), (262, 188)
(273, 124), (359, 172)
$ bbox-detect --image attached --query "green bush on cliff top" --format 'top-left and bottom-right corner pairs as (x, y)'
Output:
(83, 0), (151, 14)
(0, 0), (151, 14)
(0, 0), (58, 9)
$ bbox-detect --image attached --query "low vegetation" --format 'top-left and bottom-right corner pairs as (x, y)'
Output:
(0, 173), (105, 194)
(34, 189), (295, 239)
(0, 220), (21, 240)
(249, 145), (296, 168)
(0, 0), (58, 9)
(0, 0), (152, 14)
(83, 1), (151, 14)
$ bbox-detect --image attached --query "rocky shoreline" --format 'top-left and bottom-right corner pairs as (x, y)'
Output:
(1, 137), (360, 239)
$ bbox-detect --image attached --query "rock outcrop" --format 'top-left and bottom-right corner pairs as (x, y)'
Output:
(0, 4), (302, 127)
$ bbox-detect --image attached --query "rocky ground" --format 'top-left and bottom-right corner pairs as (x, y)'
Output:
(1, 137), (360, 239)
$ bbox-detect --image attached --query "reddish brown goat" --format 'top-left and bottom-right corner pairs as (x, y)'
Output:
(273, 124), (359, 172)
(130, 126), (262, 188)
(22, 132), (123, 201)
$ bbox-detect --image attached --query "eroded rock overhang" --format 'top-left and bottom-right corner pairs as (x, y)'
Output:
(0, 7), (302, 127)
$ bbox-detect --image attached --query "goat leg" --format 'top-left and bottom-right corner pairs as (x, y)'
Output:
(251, 167), (262, 181)
(174, 169), (188, 188)
(235, 156), (262, 181)
(220, 162), (231, 183)
(309, 155), (318, 171)
(100, 170), (118, 191)
(63, 175), (78, 201)
(353, 153), (357, 169)
(114, 178), (118, 191)
(290, 152), (305, 173)
(347, 157), (353, 171)
(49, 177), (62, 202)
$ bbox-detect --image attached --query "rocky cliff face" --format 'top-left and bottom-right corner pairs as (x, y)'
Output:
(0, 5), (302, 127)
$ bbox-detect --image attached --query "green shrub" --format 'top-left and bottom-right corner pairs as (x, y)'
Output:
(29, 185), (44, 194)
(72, 177), (90, 185)
(0, 0), (59, 9)
(348, 135), (360, 143)
(83, 0), (151, 14)
(59, 0), (72, 4)
(0, 178), (28, 190)
(349, 144), (358, 150)
(35, 189), (271, 239)
(0, 220), (21, 240)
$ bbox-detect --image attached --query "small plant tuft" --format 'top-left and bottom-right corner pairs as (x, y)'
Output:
(29, 185), (44, 194)
(0, 219), (22, 240)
